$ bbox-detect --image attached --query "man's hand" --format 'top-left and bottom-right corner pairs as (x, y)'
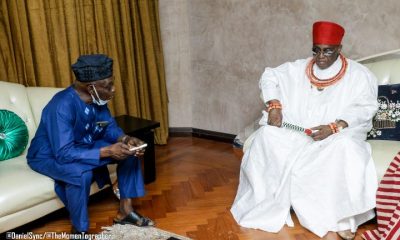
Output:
(267, 108), (282, 127)
(310, 125), (333, 141)
(100, 142), (132, 160)
(121, 135), (146, 157)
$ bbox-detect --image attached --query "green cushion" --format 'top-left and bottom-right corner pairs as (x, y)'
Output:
(0, 110), (29, 161)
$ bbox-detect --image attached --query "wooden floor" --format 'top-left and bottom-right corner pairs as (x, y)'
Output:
(2, 137), (377, 239)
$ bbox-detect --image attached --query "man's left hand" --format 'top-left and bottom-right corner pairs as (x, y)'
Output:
(122, 135), (146, 157)
(310, 125), (333, 141)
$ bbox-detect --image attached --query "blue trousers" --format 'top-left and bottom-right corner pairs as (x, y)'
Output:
(55, 156), (145, 232)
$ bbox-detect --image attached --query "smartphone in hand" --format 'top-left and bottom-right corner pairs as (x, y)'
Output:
(129, 143), (147, 151)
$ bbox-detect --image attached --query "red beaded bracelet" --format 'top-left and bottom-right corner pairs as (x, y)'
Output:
(329, 122), (339, 134)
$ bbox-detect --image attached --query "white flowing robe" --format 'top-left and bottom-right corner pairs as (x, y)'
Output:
(231, 56), (379, 237)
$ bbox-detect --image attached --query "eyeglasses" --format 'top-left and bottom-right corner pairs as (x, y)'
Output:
(312, 47), (337, 57)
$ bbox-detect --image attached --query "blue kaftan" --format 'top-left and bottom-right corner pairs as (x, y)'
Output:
(27, 86), (145, 231)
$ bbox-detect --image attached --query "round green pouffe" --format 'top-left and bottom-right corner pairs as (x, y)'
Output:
(0, 110), (29, 161)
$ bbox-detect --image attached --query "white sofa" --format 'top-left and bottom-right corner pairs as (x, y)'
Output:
(241, 49), (400, 181)
(0, 81), (117, 233)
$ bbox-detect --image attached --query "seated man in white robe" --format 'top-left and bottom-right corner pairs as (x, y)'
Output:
(231, 21), (379, 240)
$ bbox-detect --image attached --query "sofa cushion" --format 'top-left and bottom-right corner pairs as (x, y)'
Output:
(0, 81), (37, 147)
(361, 54), (400, 85)
(368, 140), (400, 181)
(367, 83), (400, 140)
(0, 154), (57, 218)
(26, 87), (63, 126)
(0, 110), (29, 161)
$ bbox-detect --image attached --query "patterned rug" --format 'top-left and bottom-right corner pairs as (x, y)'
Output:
(101, 224), (191, 240)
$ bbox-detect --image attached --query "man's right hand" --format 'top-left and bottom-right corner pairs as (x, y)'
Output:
(100, 142), (132, 160)
(267, 108), (282, 127)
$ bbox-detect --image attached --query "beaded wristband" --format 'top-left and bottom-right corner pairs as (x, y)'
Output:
(329, 122), (339, 134)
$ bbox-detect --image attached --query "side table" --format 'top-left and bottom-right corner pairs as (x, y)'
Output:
(115, 115), (160, 184)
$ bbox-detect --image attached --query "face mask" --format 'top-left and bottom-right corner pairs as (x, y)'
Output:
(90, 85), (110, 106)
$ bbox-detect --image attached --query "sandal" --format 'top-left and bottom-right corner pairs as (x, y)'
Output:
(113, 211), (155, 227)
(337, 230), (356, 240)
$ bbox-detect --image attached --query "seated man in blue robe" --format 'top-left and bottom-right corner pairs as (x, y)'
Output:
(27, 54), (153, 235)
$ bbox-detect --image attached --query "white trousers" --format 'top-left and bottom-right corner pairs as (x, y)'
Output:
(231, 125), (377, 237)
